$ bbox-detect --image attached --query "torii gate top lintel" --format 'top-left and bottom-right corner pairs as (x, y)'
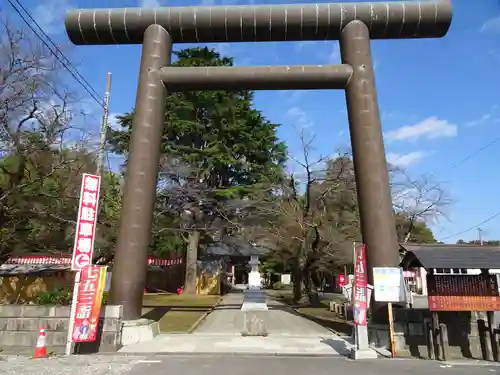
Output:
(64, 1), (452, 46)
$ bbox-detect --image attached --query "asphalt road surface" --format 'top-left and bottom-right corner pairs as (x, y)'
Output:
(1, 355), (498, 375)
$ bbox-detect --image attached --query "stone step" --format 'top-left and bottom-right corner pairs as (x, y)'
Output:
(0, 317), (121, 333)
(0, 330), (121, 352)
(0, 345), (65, 355)
(0, 317), (70, 332)
(0, 330), (67, 347)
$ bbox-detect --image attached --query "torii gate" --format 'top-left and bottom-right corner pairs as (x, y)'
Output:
(64, 1), (452, 321)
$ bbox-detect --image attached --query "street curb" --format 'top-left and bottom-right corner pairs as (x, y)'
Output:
(438, 360), (500, 367)
(112, 351), (350, 358)
(186, 296), (224, 334)
(369, 346), (392, 358)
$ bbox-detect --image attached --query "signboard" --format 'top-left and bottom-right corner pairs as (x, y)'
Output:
(71, 174), (101, 271)
(71, 266), (107, 342)
(428, 296), (500, 311)
(373, 267), (405, 303)
(342, 283), (373, 305)
(281, 274), (291, 285)
(352, 244), (368, 326)
(6, 256), (182, 266)
(427, 274), (500, 312)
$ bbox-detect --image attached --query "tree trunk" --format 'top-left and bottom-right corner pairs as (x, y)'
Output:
(183, 230), (200, 294)
(292, 271), (302, 303)
(307, 268), (320, 305)
(292, 257), (303, 303)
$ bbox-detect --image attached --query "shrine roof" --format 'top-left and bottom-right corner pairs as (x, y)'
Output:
(400, 244), (500, 270)
(0, 264), (70, 276)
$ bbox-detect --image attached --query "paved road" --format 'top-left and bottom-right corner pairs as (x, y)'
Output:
(1, 355), (498, 375)
(119, 291), (354, 356)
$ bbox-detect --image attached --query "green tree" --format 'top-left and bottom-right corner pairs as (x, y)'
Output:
(0, 17), (128, 262)
(108, 47), (287, 293)
(395, 215), (436, 244)
(457, 239), (500, 246)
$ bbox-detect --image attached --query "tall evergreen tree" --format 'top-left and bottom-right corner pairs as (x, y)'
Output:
(108, 47), (287, 292)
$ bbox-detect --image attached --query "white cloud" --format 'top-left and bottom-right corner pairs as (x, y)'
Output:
(293, 40), (340, 64)
(385, 117), (457, 142)
(33, 0), (74, 35)
(328, 42), (340, 64)
(287, 106), (313, 129)
(139, 0), (162, 7)
(480, 16), (500, 33)
(465, 105), (500, 127)
(108, 113), (122, 130)
(387, 151), (426, 167)
(279, 90), (304, 103)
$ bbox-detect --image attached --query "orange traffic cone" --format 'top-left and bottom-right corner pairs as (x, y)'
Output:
(33, 328), (48, 359)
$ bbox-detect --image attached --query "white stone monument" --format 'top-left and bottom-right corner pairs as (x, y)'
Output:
(241, 255), (268, 311)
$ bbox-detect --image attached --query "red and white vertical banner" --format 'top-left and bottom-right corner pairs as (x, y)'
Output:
(66, 173), (101, 355)
(71, 174), (101, 271)
(352, 244), (368, 326)
(71, 266), (107, 343)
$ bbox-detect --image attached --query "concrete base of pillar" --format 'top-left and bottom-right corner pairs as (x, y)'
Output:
(350, 348), (379, 360)
(241, 289), (268, 311)
(120, 318), (159, 346)
(241, 302), (268, 311)
(241, 313), (268, 336)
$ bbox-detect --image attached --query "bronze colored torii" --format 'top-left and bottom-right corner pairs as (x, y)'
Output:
(65, 2), (453, 320)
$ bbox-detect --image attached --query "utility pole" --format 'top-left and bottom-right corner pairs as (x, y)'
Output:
(96, 72), (112, 175)
(478, 228), (483, 246)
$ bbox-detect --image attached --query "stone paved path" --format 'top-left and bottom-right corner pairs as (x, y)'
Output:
(119, 290), (357, 356)
(118, 333), (352, 356)
(193, 291), (340, 337)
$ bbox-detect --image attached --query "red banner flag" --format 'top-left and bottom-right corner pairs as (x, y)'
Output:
(71, 174), (101, 271)
(71, 266), (107, 342)
(353, 244), (368, 326)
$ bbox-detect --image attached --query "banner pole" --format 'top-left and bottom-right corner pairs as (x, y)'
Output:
(66, 270), (81, 356)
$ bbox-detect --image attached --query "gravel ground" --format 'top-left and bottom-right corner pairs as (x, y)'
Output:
(0, 355), (147, 375)
(1, 354), (499, 375)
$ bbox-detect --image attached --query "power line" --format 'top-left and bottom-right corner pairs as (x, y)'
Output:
(433, 133), (500, 240)
(440, 211), (500, 241)
(7, 0), (115, 177)
(6, 0), (104, 107)
(8, 0), (500, 241)
(447, 135), (500, 171)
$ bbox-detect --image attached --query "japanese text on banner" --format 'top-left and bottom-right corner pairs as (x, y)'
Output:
(71, 174), (101, 271)
(72, 266), (107, 343)
(353, 244), (368, 326)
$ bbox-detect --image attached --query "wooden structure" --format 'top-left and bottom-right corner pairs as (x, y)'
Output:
(0, 255), (184, 303)
(400, 244), (500, 361)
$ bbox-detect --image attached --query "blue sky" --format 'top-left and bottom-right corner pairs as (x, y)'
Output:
(7, 0), (500, 244)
